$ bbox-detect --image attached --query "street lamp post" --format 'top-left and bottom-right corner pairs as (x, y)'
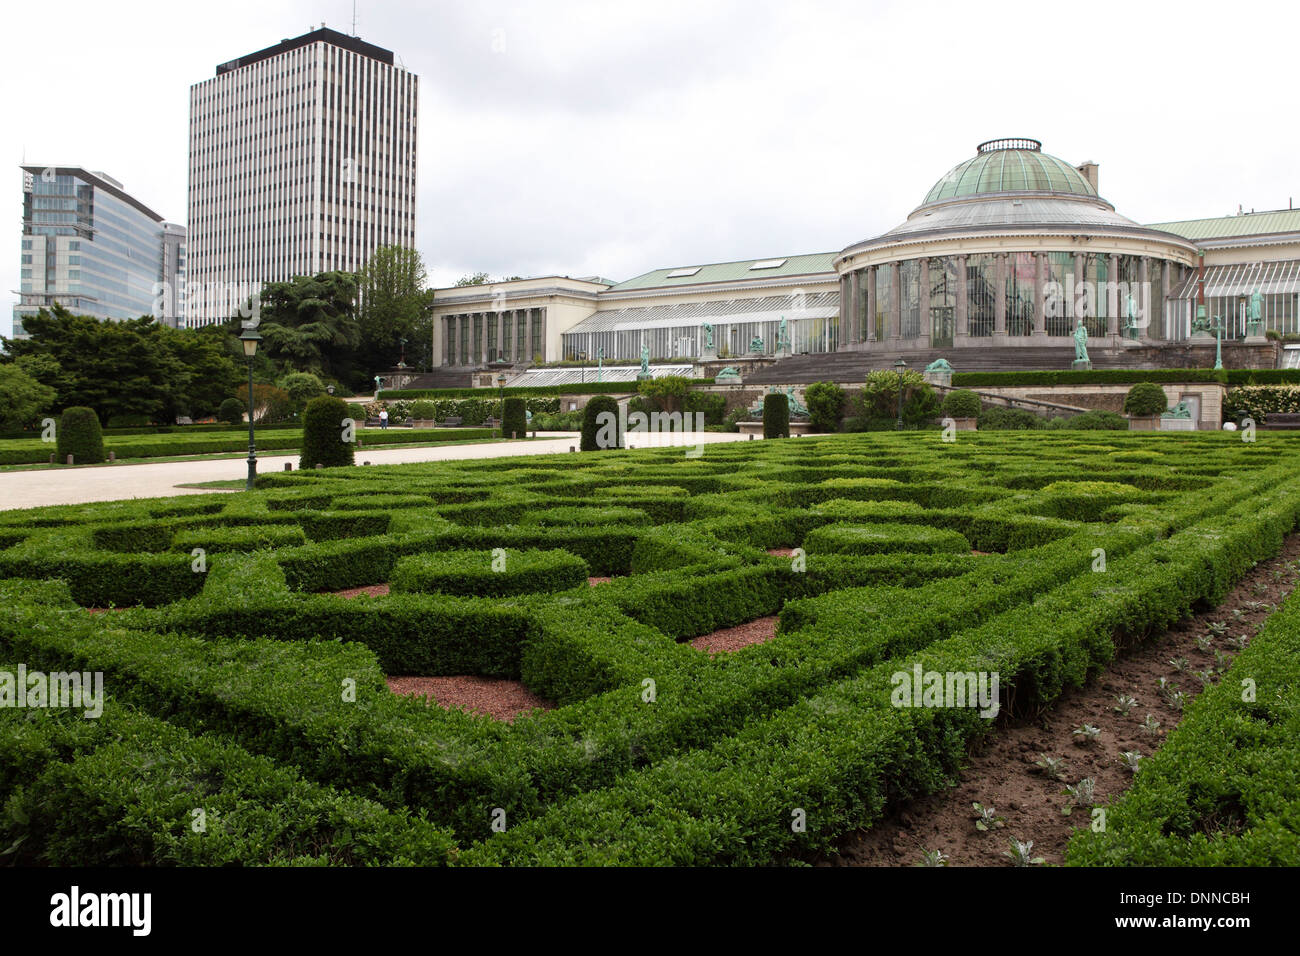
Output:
(239, 328), (262, 490)
(497, 373), (508, 439)
(893, 359), (908, 431)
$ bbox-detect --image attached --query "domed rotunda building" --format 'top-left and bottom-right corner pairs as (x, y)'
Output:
(833, 138), (1200, 354)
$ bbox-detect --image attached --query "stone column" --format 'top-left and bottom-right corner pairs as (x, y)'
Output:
(524, 309), (534, 364)
(890, 261), (902, 342)
(497, 309), (507, 362)
(955, 254), (968, 342)
(443, 316), (454, 366)
(1073, 252), (1085, 335)
(919, 258), (931, 346)
(537, 307), (547, 362)
(1138, 257), (1151, 341)
(838, 275), (850, 348)
(994, 254), (1007, 338)
(865, 266), (877, 345)
(1108, 254), (1120, 336)
(847, 270), (860, 348)
(1034, 253), (1047, 335)
(1161, 260), (1171, 341)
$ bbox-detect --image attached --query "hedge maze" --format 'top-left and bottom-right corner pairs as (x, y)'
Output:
(2, 431), (1300, 865)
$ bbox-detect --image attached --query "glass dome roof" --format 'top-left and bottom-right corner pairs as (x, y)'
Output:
(922, 138), (1098, 205)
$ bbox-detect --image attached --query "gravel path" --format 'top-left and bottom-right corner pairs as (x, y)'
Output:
(0, 431), (751, 510)
(690, 615), (780, 655)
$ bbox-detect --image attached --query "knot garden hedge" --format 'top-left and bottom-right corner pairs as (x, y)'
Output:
(2, 431), (1299, 866)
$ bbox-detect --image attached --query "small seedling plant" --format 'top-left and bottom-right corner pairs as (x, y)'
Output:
(972, 802), (1005, 833)
(1002, 839), (1045, 867)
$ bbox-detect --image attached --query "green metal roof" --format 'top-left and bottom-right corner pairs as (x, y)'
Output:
(607, 251), (838, 291)
(1145, 209), (1300, 242)
(923, 139), (1097, 206)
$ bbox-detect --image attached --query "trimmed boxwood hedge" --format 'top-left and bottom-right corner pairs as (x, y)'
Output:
(3, 430), (1300, 862)
(803, 522), (972, 555)
(502, 397), (528, 439)
(392, 548), (589, 597)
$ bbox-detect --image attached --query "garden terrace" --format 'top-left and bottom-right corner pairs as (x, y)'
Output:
(2, 431), (1300, 865)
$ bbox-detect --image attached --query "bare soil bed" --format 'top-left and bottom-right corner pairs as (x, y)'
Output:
(690, 615), (780, 655)
(387, 675), (554, 722)
(331, 584), (391, 599)
(826, 533), (1300, 867)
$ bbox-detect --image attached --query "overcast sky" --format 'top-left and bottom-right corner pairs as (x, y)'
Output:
(5, 0), (1296, 337)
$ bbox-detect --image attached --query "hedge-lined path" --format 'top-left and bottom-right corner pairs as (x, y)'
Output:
(0, 431), (751, 510)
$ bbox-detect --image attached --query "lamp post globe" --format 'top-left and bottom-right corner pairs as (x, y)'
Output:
(238, 328), (262, 490)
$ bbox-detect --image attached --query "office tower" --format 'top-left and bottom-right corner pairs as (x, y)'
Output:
(14, 166), (185, 337)
(186, 26), (418, 326)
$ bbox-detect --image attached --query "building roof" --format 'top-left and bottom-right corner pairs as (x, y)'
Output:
(214, 27), (395, 76)
(1146, 209), (1300, 242)
(568, 292), (839, 334)
(21, 165), (166, 223)
(922, 139), (1098, 206)
(607, 252), (837, 291)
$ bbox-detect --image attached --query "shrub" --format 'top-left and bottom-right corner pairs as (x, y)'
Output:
(685, 391), (727, 426)
(502, 397), (528, 438)
(805, 381), (846, 432)
(251, 384), (295, 423)
(299, 396), (356, 470)
(55, 407), (105, 464)
(105, 414), (152, 428)
(218, 398), (246, 426)
(940, 389), (982, 419)
(978, 406), (1042, 430)
(1124, 382), (1170, 417)
(637, 376), (690, 413)
(409, 400), (437, 420)
(279, 372), (326, 410)
(581, 396), (621, 451)
(347, 402), (368, 422)
(763, 393), (790, 439)
(1048, 409), (1128, 430)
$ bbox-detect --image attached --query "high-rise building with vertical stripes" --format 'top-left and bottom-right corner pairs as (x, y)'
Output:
(186, 26), (418, 326)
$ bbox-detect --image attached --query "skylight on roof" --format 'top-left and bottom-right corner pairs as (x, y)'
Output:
(750, 258), (787, 270)
(666, 267), (701, 278)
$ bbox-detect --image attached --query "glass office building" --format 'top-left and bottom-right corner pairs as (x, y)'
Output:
(14, 166), (185, 336)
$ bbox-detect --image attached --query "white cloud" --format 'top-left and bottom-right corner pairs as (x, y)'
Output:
(3, 0), (1296, 337)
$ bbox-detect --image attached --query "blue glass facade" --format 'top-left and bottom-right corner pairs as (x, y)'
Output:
(13, 167), (185, 335)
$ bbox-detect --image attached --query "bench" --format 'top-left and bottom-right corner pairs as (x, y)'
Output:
(1261, 413), (1300, 430)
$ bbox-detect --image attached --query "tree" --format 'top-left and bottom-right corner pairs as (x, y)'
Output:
(453, 272), (522, 287)
(278, 372), (326, 410)
(637, 375), (690, 414)
(217, 398), (245, 426)
(357, 246), (429, 373)
(0, 362), (56, 431)
(2, 305), (240, 424)
(256, 272), (361, 384)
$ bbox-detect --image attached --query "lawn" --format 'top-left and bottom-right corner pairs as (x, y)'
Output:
(1, 430), (1298, 866)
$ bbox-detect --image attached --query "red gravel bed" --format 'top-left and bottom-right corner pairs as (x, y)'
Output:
(588, 576), (612, 586)
(86, 607), (130, 614)
(387, 675), (553, 722)
(331, 583), (391, 599)
(767, 548), (797, 557)
(690, 615), (779, 655)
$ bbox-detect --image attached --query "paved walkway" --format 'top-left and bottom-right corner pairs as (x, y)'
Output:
(0, 431), (752, 511)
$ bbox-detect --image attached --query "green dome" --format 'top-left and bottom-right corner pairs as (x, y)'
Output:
(922, 138), (1097, 205)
